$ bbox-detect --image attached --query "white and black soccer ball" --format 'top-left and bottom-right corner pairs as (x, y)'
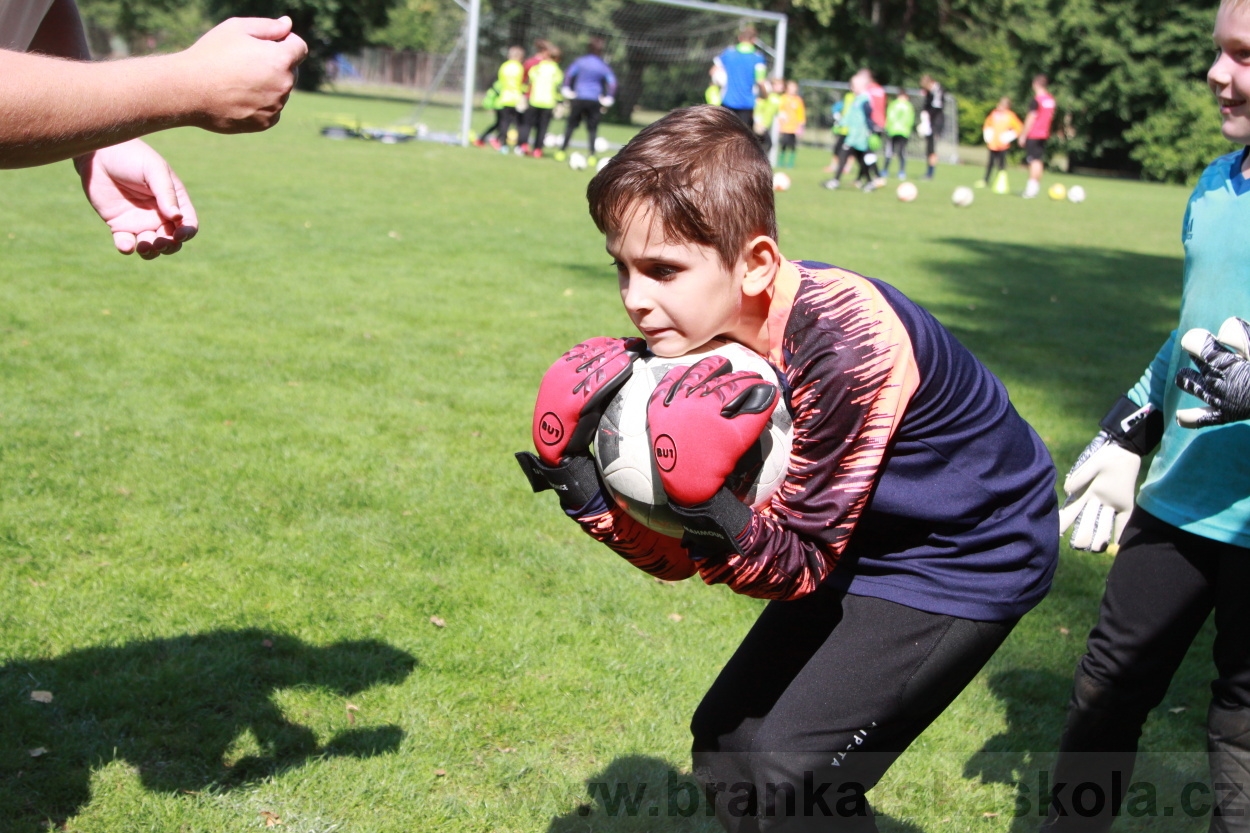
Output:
(594, 136), (610, 154)
(568, 151), (588, 170)
(593, 341), (793, 537)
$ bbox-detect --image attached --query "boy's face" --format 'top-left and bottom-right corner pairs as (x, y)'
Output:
(1210, 3), (1250, 144)
(607, 205), (745, 359)
(786, 81), (799, 95)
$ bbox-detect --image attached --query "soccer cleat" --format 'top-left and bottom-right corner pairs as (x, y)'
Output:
(489, 138), (501, 151)
(823, 179), (840, 190)
(897, 172), (907, 180)
(532, 148), (543, 159)
(472, 138), (485, 148)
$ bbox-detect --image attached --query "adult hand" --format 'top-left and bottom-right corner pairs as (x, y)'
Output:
(179, 16), (308, 133)
(1175, 317), (1250, 428)
(75, 139), (198, 258)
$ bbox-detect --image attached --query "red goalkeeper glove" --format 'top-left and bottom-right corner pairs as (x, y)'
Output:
(516, 336), (644, 511)
(647, 356), (779, 507)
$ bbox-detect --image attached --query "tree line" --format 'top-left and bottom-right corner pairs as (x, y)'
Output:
(76, 0), (1234, 182)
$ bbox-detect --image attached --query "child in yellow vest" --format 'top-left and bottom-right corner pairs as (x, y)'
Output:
(517, 45), (563, 158)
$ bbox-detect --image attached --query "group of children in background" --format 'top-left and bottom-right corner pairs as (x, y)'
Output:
(476, 38), (1032, 196)
(475, 36), (617, 162)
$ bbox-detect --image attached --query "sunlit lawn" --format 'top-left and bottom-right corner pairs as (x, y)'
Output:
(0, 90), (1216, 831)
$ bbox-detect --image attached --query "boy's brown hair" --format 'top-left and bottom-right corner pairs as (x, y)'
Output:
(586, 106), (777, 269)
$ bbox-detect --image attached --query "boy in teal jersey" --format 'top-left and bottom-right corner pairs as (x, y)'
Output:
(1042, 1), (1250, 828)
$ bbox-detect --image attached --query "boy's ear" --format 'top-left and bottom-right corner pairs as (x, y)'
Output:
(740, 235), (781, 298)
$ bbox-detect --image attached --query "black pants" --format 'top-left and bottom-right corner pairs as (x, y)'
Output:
(497, 106), (520, 144)
(726, 106), (755, 128)
(984, 149), (1008, 182)
(692, 586), (1016, 831)
(562, 98), (603, 153)
(517, 106), (553, 150)
(882, 135), (908, 175)
(1044, 509), (1250, 831)
(479, 111), (502, 142)
(833, 147), (881, 184)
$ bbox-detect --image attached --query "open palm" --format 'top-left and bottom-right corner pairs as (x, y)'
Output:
(77, 139), (198, 258)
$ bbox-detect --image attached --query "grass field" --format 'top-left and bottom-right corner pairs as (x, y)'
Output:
(0, 91), (1221, 832)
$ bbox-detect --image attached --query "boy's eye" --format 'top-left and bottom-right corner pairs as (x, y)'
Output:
(647, 264), (678, 280)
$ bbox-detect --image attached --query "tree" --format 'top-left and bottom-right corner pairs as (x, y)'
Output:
(77, 0), (211, 56)
(370, 0), (464, 53)
(204, 0), (400, 89)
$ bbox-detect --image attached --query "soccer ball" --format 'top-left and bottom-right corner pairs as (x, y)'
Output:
(593, 341), (794, 538)
(594, 136), (610, 154)
(1048, 183), (1068, 201)
(596, 156), (612, 174)
(1067, 185), (1086, 203)
(896, 181), (918, 202)
(543, 132), (561, 148)
(773, 171), (792, 192)
(568, 152), (588, 170)
(951, 186), (975, 207)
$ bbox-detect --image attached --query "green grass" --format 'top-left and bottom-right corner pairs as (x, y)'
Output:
(0, 91), (1218, 832)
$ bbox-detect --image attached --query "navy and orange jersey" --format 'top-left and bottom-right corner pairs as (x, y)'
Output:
(575, 261), (1058, 622)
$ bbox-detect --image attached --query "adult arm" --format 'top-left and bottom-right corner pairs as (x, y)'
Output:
(1018, 100), (1038, 147)
(0, 11), (307, 168)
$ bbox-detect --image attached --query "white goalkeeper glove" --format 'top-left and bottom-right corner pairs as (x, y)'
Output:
(561, 86), (576, 101)
(1058, 396), (1163, 552)
(599, 95), (614, 109)
(1175, 316), (1250, 428)
(1059, 433), (1141, 551)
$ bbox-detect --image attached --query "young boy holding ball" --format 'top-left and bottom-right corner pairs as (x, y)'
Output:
(516, 105), (1058, 831)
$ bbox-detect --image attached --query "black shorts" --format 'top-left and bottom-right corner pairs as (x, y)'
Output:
(779, 132), (797, 152)
(1024, 137), (1047, 163)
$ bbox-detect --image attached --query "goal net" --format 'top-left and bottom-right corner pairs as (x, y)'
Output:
(337, 0), (787, 147)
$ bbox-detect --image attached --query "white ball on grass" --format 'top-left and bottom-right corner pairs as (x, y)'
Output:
(896, 181), (918, 202)
(1067, 185), (1086, 203)
(951, 186), (975, 207)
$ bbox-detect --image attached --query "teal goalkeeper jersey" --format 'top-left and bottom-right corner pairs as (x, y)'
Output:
(1128, 148), (1250, 547)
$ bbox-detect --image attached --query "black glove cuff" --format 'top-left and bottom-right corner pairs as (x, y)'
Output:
(1099, 395), (1164, 456)
(514, 452), (603, 512)
(668, 489), (753, 558)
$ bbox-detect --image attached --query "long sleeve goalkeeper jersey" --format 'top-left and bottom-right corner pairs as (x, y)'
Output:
(573, 260), (1058, 622)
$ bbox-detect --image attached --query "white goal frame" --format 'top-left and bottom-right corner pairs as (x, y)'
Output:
(457, 0), (789, 158)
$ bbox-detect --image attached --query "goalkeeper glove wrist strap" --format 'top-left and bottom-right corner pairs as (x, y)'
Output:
(1099, 395), (1164, 457)
(669, 488), (753, 558)
(514, 452), (602, 513)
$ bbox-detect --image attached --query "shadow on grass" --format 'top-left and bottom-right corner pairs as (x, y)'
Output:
(546, 754), (923, 832)
(1, 628), (416, 831)
(920, 240), (1182, 427)
(967, 668), (1215, 832)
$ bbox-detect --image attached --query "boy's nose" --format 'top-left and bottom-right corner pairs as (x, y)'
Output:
(621, 275), (653, 315)
(1209, 56), (1232, 88)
